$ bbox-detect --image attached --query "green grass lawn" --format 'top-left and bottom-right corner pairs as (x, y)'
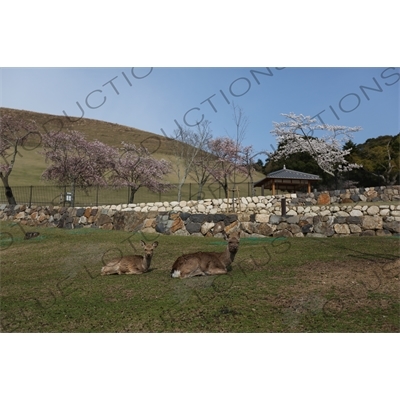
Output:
(1, 221), (399, 332)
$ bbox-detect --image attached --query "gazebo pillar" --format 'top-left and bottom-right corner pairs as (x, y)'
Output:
(271, 180), (276, 195)
(307, 181), (311, 193)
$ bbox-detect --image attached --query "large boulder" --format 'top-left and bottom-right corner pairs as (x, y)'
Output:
(170, 217), (184, 233)
(254, 223), (274, 237)
(201, 221), (215, 235)
(314, 221), (335, 237)
(383, 221), (400, 233)
(224, 214), (238, 226)
(189, 214), (206, 224)
(362, 216), (383, 230)
(317, 193), (330, 205)
(225, 220), (239, 234)
(185, 222), (202, 234)
(240, 222), (256, 235)
(96, 214), (112, 226)
(367, 206), (380, 216)
(334, 224), (350, 235)
(273, 229), (293, 238)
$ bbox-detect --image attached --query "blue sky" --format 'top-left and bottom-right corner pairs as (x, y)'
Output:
(2, 67), (399, 159)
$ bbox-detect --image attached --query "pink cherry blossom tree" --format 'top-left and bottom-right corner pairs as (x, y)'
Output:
(0, 112), (40, 204)
(109, 142), (172, 203)
(270, 113), (362, 176)
(41, 130), (117, 206)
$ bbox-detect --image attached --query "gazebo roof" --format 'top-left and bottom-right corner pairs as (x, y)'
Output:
(254, 166), (321, 187)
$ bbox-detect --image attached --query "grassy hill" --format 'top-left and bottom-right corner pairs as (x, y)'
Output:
(1, 107), (266, 188)
(1, 107), (174, 154)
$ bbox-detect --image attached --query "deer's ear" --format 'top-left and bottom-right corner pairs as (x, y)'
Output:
(152, 241), (159, 248)
(140, 240), (146, 247)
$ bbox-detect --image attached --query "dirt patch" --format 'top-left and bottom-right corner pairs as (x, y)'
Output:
(265, 257), (399, 329)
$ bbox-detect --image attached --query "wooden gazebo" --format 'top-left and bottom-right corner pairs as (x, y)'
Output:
(254, 166), (321, 195)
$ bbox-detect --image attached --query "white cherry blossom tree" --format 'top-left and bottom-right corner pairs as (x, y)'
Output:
(270, 113), (362, 176)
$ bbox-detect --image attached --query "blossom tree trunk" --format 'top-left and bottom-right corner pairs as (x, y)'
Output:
(0, 175), (16, 205)
(0, 112), (39, 205)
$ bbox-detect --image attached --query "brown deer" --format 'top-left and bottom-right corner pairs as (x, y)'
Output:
(171, 231), (240, 278)
(101, 240), (158, 275)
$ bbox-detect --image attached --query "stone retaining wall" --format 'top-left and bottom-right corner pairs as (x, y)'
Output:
(299, 185), (400, 205)
(2, 200), (399, 238)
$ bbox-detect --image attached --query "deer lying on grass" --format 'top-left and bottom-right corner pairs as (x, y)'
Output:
(101, 240), (158, 275)
(171, 231), (240, 278)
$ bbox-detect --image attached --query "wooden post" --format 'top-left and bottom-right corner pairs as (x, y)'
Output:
(229, 187), (240, 213)
(281, 197), (286, 217)
(231, 187), (235, 213)
(272, 180), (276, 195)
(29, 186), (33, 208)
(307, 181), (311, 193)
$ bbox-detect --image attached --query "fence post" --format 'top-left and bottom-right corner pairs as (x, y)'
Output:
(96, 185), (99, 207)
(281, 197), (286, 217)
(29, 186), (33, 207)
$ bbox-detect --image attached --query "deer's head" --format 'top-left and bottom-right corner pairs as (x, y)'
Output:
(224, 231), (240, 254)
(141, 240), (159, 259)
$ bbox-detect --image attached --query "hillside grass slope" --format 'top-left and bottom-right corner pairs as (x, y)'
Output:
(1, 107), (265, 188)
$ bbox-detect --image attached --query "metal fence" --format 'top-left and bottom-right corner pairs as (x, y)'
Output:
(1, 182), (258, 207)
